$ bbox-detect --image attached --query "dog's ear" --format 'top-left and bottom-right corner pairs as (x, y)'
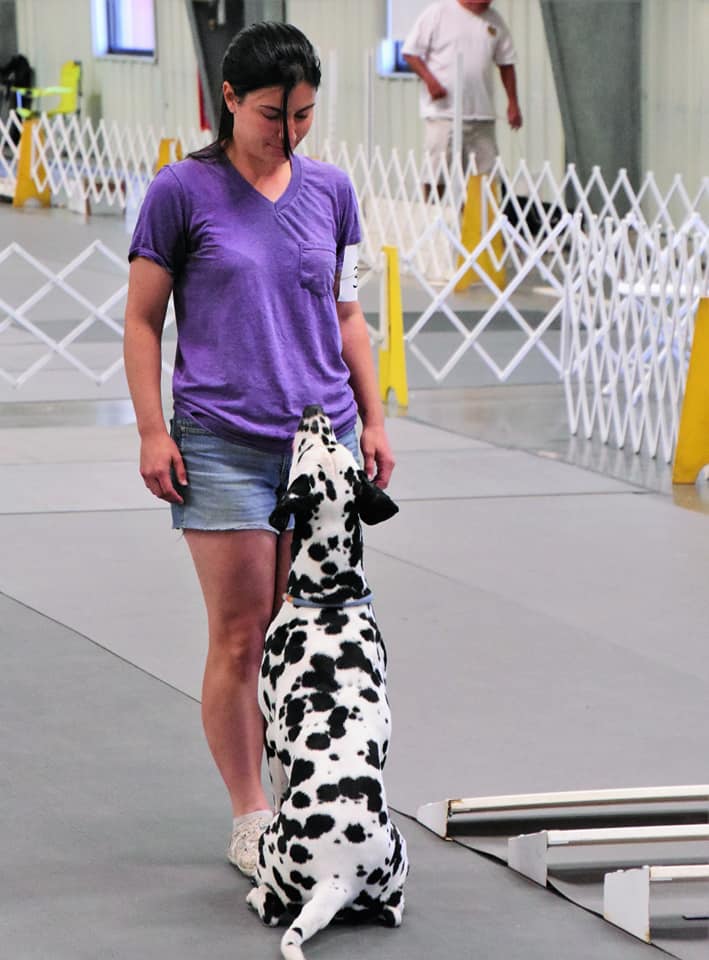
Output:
(356, 471), (399, 525)
(269, 474), (314, 532)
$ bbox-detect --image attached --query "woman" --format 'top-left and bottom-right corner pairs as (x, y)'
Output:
(123, 21), (394, 878)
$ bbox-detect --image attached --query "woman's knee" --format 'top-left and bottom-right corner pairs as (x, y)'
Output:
(207, 615), (267, 678)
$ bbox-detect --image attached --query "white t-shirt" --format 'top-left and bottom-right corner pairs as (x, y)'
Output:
(402, 1), (516, 121)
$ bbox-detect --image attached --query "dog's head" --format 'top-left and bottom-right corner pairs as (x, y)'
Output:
(269, 405), (398, 535)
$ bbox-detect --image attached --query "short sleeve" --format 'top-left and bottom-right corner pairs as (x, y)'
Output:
(128, 166), (188, 275)
(401, 4), (438, 59)
(493, 19), (517, 66)
(336, 177), (361, 270)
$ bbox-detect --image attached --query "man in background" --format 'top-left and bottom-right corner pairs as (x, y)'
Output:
(402, 0), (522, 194)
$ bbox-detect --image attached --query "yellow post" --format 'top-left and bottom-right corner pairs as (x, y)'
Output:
(13, 119), (51, 208)
(672, 298), (709, 484)
(378, 245), (408, 408)
(454, 173), (505, 292)
(155, 138), (184, 173)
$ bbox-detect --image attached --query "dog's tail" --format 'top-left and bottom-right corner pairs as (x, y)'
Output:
(280, 877), (351, 960)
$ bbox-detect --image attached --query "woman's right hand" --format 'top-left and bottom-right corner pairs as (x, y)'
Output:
(139, 431), (188, 504)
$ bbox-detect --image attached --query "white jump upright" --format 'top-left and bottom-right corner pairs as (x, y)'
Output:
(417, 784), (709, 840)
(418, 785), (709, 947)
(508, 823), (709, 887)
(604, 864), (709, 942)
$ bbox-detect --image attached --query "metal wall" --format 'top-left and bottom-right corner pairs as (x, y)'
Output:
(541, 0), (642, 209)
(643, 0), (709, 196)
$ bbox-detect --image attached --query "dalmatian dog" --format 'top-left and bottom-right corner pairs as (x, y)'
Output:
(246, 405), (409, 960)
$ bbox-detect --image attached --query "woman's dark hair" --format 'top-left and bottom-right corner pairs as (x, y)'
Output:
(191, 21), (321, 161)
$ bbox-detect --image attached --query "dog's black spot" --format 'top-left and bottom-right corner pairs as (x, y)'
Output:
(291, 870), (316, 890)
(336, 641), (381, 685)
(338, 776), (384, 812)
(303, 814), (335, 839)
(317, 783), (339, 802)
(365, 740), (380, 769)
(314, 608), (349, 635)
(308, 543), (328, 562)
(310, 691), (336, 712)
(290, 759), (315, 788)
(301, 653), (339, 693)
(289, 843), (312, 864)
(306, 732), (331, 750)
(328, 705), (348, 740)
(344, 823), (366, 843)
(285, 698), (306, 729)
(292, 791), (311, 809)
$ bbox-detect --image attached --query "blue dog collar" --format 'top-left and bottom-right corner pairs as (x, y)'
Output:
(284, 592), (373, 609)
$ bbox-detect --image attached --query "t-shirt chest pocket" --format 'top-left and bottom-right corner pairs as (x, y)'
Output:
(299, 244), (337, 297)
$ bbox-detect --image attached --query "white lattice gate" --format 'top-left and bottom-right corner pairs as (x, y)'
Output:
(562, 216), (709, 463)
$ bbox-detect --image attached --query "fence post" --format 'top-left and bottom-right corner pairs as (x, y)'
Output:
(672, 297), (709, 484)
(13, 119), (51, 208)
(378, 245), (408, 408)
(155, 138), (184, 173)
(454, 174), (505, 292)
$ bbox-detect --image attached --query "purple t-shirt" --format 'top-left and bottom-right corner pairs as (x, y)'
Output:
(128, 151), (361, 452)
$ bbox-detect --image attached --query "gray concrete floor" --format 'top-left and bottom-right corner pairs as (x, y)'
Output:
(2, 203), (708, 959)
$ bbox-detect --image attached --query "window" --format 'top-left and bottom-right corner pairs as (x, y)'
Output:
(378, 0), (428, 77)
(93, 0), (156, 58)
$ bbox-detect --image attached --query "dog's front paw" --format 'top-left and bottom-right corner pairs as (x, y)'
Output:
(246, 884), (285, 927)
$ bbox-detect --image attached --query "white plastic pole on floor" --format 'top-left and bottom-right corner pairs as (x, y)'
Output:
(327, 49), (338, 147)
(452, 50), (463, 179)
(364, 49), (375, 164)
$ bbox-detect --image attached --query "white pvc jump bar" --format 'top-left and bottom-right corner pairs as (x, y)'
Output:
(604, 863), (709, 942)
(508, 824), (709, 886)
(416, 784), (709, 839)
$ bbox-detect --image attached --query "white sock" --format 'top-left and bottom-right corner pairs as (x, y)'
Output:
(233, 808), (272, 829)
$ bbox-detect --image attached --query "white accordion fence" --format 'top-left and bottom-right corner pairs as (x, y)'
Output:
(563, 215), (709, 463)
(0, 241), (175, 389)
(2, 110), (709, 464)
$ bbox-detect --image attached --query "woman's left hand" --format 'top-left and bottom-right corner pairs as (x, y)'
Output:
(360, 422), (395, 489)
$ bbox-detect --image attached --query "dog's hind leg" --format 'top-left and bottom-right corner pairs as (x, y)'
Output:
(246, 884), (287, 927)
(280, 878), (351, 960)
(379, 887), (405, 927)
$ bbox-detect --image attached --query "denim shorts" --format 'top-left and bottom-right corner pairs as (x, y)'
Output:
(169, 417), (360, 532)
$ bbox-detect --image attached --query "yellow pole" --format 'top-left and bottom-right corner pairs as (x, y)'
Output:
(155, 138), (184, 173)
(672, 297), (709, 483)
(13, 119), (51, 208)
(378, 245), (408, 408)
(454, 173), (505, 292)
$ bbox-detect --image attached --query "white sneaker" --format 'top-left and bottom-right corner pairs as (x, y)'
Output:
(227, 812), (273, 878)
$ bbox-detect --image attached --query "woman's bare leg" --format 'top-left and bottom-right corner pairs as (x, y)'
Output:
(184, 528), (294, 816)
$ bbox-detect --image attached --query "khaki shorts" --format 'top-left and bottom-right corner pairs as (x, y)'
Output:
(424, 118), (498, 177)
